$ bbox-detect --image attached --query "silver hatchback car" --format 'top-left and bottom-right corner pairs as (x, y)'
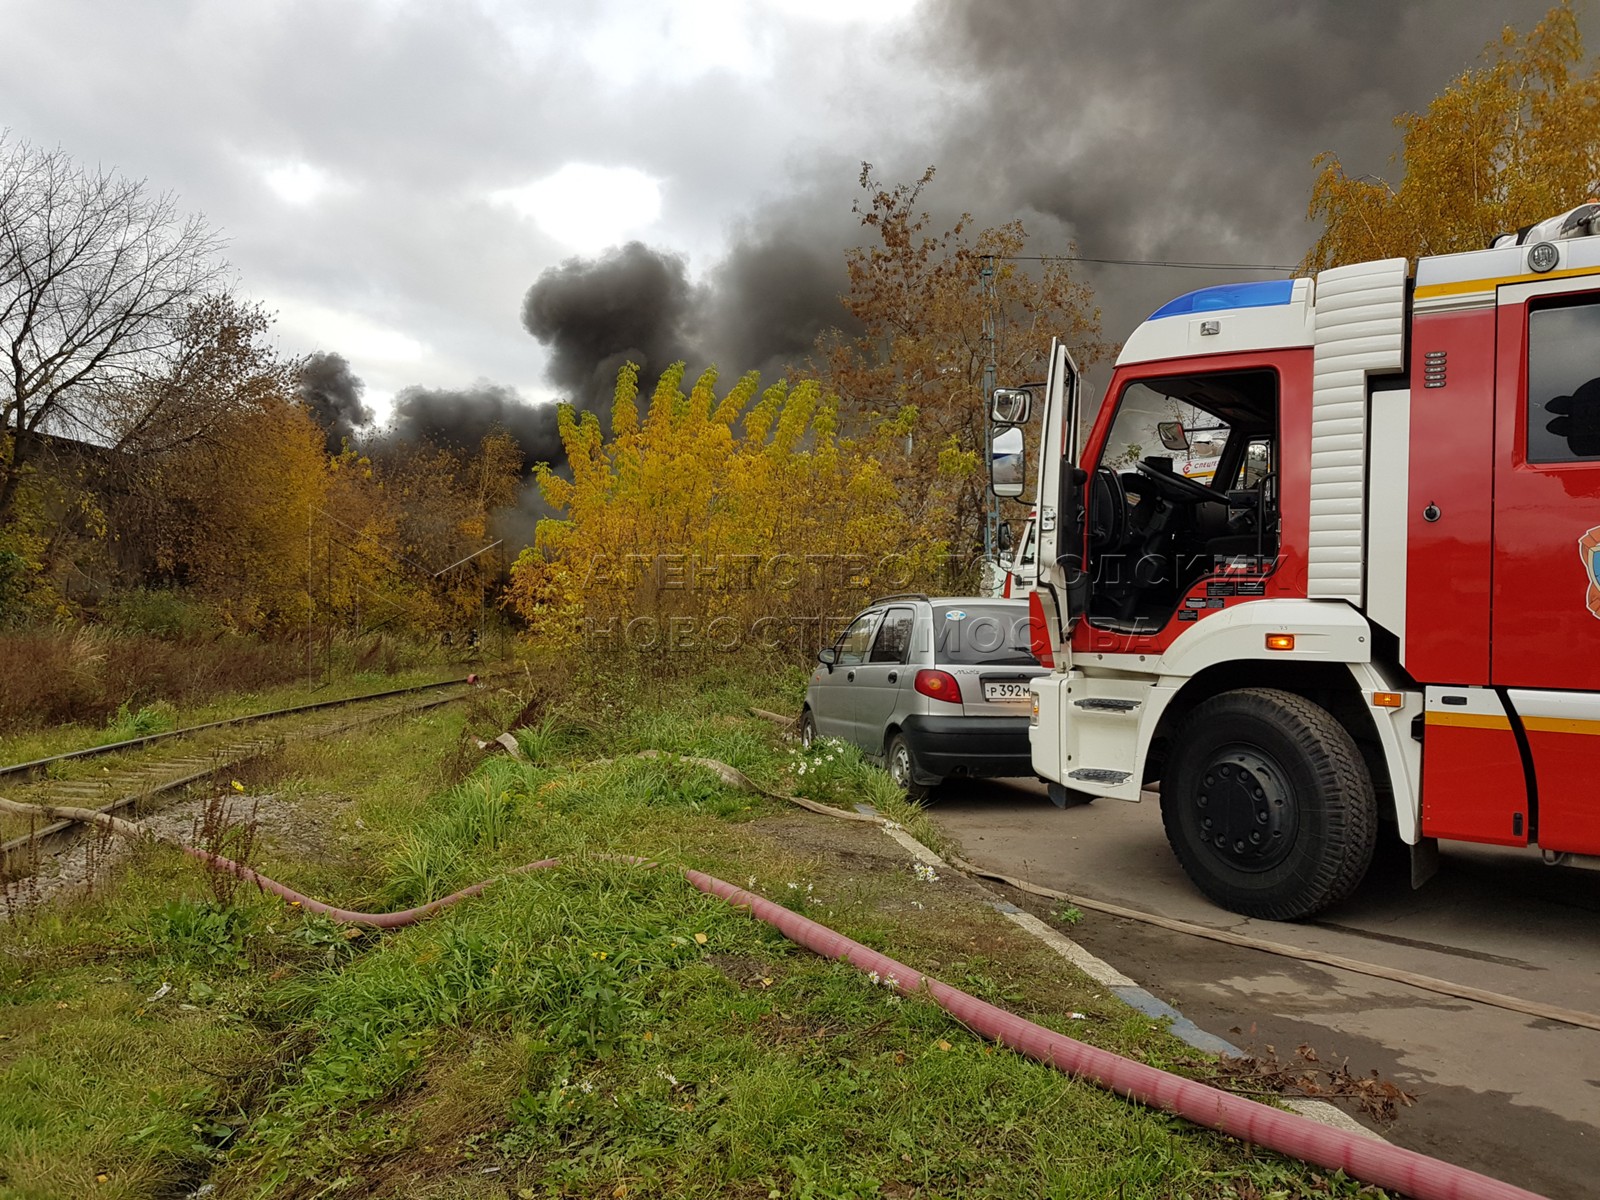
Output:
(801, 595), (1047, 798)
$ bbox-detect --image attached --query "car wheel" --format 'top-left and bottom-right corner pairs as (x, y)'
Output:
(887, 732), (932, 803)
(1160, 688), (1376, 921)
(799, 707), (818, 750)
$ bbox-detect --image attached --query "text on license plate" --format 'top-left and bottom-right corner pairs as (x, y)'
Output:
(983, 681), (1031, 702)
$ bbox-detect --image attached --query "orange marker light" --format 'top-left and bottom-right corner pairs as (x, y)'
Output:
(1265, 634), (1296, 651)
(1372, 692), (1404, 708)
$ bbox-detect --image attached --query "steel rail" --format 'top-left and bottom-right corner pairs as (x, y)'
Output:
(0, 675), (482, 781)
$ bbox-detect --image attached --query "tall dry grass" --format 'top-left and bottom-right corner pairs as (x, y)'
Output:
(0, 626), (306, 733)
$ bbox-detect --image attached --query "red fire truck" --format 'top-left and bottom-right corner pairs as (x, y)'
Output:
(992, 202), (1600, 920)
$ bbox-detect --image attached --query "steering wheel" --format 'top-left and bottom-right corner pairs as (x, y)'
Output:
(1134, 459), (1230, 506)
(1087, 467), (1128, 551)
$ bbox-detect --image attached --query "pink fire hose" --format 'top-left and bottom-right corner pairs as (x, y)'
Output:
(188, 847), (1544, 1200)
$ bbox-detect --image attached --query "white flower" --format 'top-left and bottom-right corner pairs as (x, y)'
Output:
(868, 971), (881, 985)
(913, 863), (939, 883)
(787, 882), (799, 891)
(884, 974), (899, 989)
(578, 1080), (595, 1094)
(746, 875), (757, 888)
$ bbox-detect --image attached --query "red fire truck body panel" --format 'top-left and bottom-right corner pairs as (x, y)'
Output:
(1420, 691), (1530, 847)
(1404, 310), (1498, 686)
(1522, 724), (1600, 855)
(1489, 290), (1600, 693)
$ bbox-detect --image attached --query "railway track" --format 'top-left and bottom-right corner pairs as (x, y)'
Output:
(0, 676), (485, 877)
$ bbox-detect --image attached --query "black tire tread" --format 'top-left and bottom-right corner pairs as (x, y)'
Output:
(1161, 687), (1376, 921)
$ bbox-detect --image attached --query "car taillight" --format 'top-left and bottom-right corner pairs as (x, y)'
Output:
(1027, 590), (1054, 668)
(914, 669), (962, 703)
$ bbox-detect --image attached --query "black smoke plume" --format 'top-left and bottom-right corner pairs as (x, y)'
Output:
(298, 352), (373, 452)
(907, 0), (1559, 343)
(521, 241), (704, 406)
(386, 381), (560, 467)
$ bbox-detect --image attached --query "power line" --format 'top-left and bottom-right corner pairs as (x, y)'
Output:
(992, 253), (1302, 272)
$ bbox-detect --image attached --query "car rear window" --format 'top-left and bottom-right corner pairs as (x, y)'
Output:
(933, 605), (1036, 666)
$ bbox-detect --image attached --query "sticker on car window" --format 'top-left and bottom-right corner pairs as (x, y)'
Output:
(945, 610), (966, 620)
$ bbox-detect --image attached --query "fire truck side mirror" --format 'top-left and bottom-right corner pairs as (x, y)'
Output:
(991, 388), (1032, 426)
(1157, 420), (1190, 451)
(990, 426), (1026, 499)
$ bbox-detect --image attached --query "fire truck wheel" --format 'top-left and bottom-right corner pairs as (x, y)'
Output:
(1160, 688), (1376, 921)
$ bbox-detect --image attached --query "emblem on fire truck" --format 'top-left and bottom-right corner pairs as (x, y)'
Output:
(1583, 526), (1600, 618)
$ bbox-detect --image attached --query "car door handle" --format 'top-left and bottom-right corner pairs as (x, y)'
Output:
(846, 670), (856, 682)
(886, 672), (898, 683)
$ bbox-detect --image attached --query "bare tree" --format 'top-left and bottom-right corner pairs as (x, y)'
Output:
(0, 134), (222, 521)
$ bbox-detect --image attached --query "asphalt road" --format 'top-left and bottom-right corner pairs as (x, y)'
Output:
(928, 778), (1600, 1200)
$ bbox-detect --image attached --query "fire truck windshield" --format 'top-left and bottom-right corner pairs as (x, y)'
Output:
(1105, 383), (1231, 485)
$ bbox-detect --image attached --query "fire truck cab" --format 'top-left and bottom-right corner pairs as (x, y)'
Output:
(997, 203), (1600, 920)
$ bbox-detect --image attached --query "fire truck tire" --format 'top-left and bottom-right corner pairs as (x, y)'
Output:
(1160, 688), (1376, 921)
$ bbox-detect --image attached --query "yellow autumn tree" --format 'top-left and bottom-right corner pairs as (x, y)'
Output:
(1306, 1), (1600, 269)
(506, 362), (939, 656)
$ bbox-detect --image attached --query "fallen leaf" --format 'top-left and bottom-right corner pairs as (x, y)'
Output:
(693, 933), (708, 945)
(937, 1040), (952, 1052)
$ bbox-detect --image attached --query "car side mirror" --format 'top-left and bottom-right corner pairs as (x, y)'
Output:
(817, 646), (839, 670)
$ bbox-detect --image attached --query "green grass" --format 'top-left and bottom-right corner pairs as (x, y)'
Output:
(0, 665), (1377, 1199)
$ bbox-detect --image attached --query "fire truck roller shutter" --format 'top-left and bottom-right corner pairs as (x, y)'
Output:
(1306, 259), (1408, 607)
(1506, 689), (1600, 856)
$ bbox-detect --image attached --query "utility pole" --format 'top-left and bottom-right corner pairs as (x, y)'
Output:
(981, 255), (999, 594)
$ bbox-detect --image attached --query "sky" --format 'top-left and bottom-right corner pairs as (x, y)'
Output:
(0, 0), (1570, 432)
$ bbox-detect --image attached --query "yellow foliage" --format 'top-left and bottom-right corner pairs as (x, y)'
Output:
(506, 363), (941, 654)
(1306, 2), (1600, 269)
(162, 396), (330, 631)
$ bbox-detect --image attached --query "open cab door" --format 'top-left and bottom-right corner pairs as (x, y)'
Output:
(1029, 339), (1084, 669)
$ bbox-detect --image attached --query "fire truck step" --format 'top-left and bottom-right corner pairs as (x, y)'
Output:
(1068, 768), (1133, 785)
(1074, 698), (1141, 713)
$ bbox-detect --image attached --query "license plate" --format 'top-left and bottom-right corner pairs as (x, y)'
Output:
(983, 681), (1031, 702)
